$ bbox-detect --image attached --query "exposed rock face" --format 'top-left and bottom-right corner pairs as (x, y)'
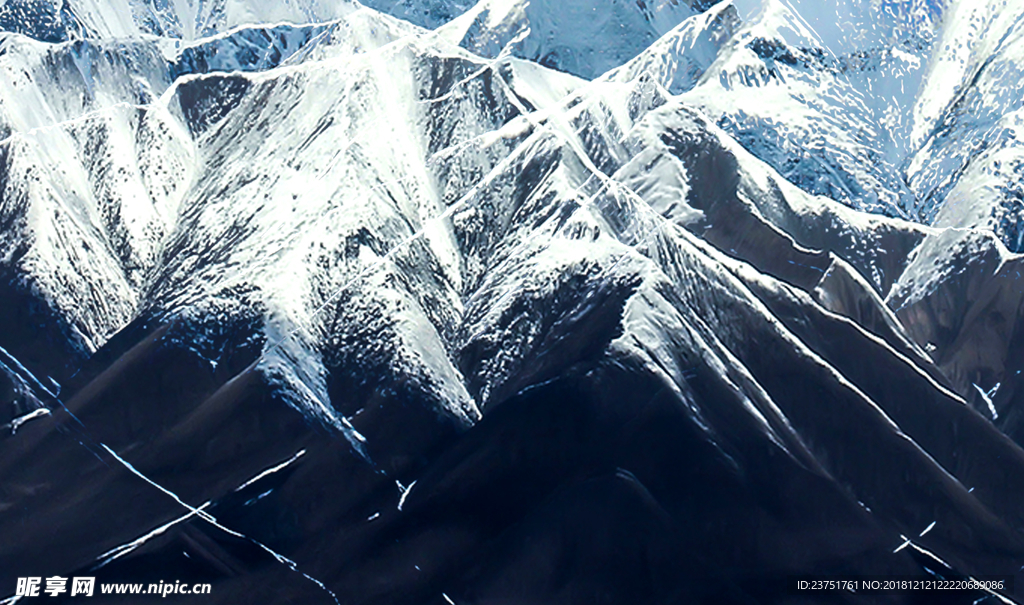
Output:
(2, 1), (1024, 604)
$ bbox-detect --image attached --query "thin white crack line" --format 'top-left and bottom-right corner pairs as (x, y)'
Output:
(2, 342), (338, 604)
(0, 344), (58, 398)
(235, 449), (306, 492)
(94, 501), (213, 568)
(892, 533), (1021, 605)
(397, 480), (416, 511)
(95, 448), (308, 568)
(0, 347), (110, 461)
(102, 444), (340, 604)
(5, 29), (668, 605)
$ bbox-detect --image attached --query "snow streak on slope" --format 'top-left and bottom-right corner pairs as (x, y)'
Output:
(3, 1), (1024, 603)
(0, 7), (422, 374)
(0, 0), (363, 40)
(0, 32), (190, 365)
(906, 0), (1024, 249)
(609, 0), (1024, 255)
(4, 0), (928, 454)
(654, 0), (939, 217)
(358, 0), (475, 29)
(434, 0), (702, 79)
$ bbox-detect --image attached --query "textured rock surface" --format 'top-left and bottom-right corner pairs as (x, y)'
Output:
(2, 1), (1023, 604)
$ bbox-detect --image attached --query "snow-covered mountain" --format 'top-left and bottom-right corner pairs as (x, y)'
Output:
(430, 0), (701, 78)
(906, 0), (1024, 249)
(608, 0), (938, 217)
(0, 0), (358, 40)
(2, 1), (1024, 604)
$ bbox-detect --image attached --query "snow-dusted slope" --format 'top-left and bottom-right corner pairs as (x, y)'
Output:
(0, 32), (187, 371)
(614, 0), (940, 217)
(359, 0), (475, 29)
(0, 7), (421, 377)
(887, 227), (1024, 438)
(0, 0), (364, 40)
(434, 0), (702, 78)
(605, 0), (1024, 254)
(905, 0), (1024, 249)
(604, 1), (742, 94)
(598, 0), (1024, 424)
(3, 1), (1024, 604)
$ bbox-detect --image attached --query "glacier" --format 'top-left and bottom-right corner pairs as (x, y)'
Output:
(2, 0), (1024, 604)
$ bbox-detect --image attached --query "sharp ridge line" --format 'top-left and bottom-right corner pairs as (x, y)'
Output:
(258, 31), (561, 359)
(0, 102), (156, 149)
(262, 37), (684, 398)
